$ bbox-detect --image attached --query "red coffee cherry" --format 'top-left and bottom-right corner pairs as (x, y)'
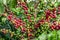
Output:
(50, 25), (56, 30)
(55, 25), (59, 30)
(7, 15), (13, 20)
(21, 27), (26, 32)
(28, 33), (33, 37)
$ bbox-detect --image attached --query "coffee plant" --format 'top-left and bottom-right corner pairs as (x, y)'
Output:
(0, 0), (60, 40)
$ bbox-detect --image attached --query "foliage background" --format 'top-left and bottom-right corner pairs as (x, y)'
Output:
(0, 0), (60, 40)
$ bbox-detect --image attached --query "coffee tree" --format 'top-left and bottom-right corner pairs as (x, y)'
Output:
(0, 0), (60, 40)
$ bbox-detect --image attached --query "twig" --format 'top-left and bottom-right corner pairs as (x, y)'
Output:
(34, 0), (41, 9)
(34, 0), (40, 22)
(34, 1), (40, 9)
(24, 0), (27, 4)
(3, 4), (11, 13)
(17, 0), (22, 2)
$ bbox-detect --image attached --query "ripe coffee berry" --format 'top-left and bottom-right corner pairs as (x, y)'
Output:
(53, 21), (57, 25)
(21, 27), (26, 33)
(39, 19), (45, 24)
(34, 23), (40, 28)
(45, 9), (51, 16)
(28, 33), (33, 37)
(50, 25), (56, 30)
(7, 14), (13, 20)
(55, 25), (59, 30)
(29, 28), (33, 32)
(50, 13), (57, 18)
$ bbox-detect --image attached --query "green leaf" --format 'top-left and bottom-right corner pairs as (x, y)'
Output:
(57, 30), (60, 40)
(3, 0), (7, 5)
(5, 33), (11, 40)
(54, 2), (58, 7)
(7, 0), (17, 9)
(0, 0), (4, 14)
(32, 38), (38, 40)
(2, 17), (7, 22)
(38, 32), (47, 40)
(23, 38), (27, 40)
(48, 30), (57, 40)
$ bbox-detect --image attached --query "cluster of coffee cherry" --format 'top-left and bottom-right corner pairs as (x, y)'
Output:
(7, 12), (26, 29)
(57, 5), (60, 14)
(45, 5), (60, 30)
(21, 2), (32, 22)
(34, 19), (45, 28)
(50, 21), (60, 30)
(45, 6), (60, 19)
(17, 1), (32, 22)
(17, 2), (28, 14)
(34, 5), (60, 29)
(45, 8), (56, 22)
(21, 2), (28, 14)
